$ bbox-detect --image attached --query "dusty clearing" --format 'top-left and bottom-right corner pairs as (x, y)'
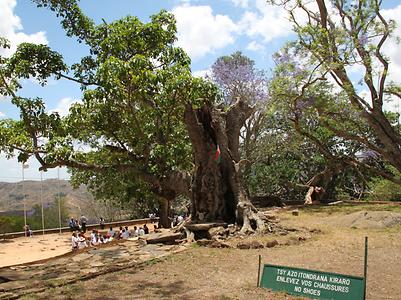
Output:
(2, 203), (401, 299)
(0, 233), (72, 268)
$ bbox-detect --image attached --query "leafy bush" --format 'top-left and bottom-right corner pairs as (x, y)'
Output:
(368, 178), (401, 202)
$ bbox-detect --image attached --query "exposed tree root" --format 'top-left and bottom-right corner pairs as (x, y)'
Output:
(237, 201), (269, 234)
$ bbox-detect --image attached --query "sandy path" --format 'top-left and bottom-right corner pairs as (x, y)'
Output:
(0, 233), (72, 268)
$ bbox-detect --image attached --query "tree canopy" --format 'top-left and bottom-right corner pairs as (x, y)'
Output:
(268, 0), (401, 186)
(1, 0), (401, 223)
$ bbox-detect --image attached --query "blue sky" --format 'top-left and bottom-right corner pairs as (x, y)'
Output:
(1, 0), (401, 181)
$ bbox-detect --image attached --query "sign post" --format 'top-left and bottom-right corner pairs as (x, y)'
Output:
(257, 254), (261, 287)
(363, 237), (368, 300)
(259, 237), (368, 300)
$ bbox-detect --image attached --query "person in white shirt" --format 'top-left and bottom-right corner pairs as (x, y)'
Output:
(138, 227), (145, 236)
(121, 229), (130, 239)
(71, 232), (79, 250)
(177, 215), (184, 224)
(78, 233), (88, 249)
(90, 230), (99, 245)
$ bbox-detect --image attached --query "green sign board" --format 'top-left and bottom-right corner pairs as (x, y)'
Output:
(260, 264), (365, 300)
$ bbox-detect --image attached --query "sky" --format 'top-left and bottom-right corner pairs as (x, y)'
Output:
(1, 0), (401, 182)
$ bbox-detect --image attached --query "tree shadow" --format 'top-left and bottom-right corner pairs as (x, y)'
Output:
(99, 278), (188, 299)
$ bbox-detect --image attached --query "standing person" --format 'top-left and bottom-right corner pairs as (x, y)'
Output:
(80, 215), (87, 233)
(74, 219), (80, 231)
(68, 218), (76, 231)
(23, 224), (32, 237)
(99, 217), (105, 230)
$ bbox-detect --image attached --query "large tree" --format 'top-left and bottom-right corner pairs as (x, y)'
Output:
(0, 1), (265, 232)
(268, 0), (401, 187)
(269, 45), (378, 203)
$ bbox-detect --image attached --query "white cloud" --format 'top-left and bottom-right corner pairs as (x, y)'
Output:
(48, 97), (80, 117)
(0, 111), (6, 118)
(192, 69), (211, 78)
(382, 4), (401, 84)
(246, 41), (264, 51)
(0, 0), (47, 57)
(172, 5), (238, 59)
(239, 0), (293, 43)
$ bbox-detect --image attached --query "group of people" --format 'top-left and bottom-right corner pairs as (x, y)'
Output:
(71, 223), (154, 250)
(68, 215), (88, 232)
(71, 231), (89, 250)
(23, 224), (33, 237)
(172, 214), (186, 227)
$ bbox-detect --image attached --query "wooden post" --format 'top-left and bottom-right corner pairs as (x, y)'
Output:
(363, 236), (368, 300)
(257, 255), (262, 287)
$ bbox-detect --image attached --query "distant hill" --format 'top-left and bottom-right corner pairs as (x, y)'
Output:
(0, 179), (91, 217)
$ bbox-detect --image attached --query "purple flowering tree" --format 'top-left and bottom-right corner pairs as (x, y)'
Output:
(268, 0), (401, 191)
(211, 52), (270, 193)
(184, 52), (270, 233)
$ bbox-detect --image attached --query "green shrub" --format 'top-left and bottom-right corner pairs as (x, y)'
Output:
(368, 178), (401, 201)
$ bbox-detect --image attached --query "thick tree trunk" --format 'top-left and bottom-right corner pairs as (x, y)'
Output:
(184, 100), (266, 233)
(159, 198), (171, 228)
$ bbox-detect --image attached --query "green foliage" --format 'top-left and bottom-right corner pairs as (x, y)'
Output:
(0, 2), (220, 215)
(268, 0), (401, 188)
(30, 197), (70, 229)
(368, 178), (401, 201)
(0, 216), (24, 234)
(7, 43), (67, 85)
(0, 197), (70, 234)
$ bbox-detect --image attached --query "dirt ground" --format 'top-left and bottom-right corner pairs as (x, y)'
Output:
(0, 233), (71, 268)
(7, 204), (401, 299)
(0, 223), (155, 268)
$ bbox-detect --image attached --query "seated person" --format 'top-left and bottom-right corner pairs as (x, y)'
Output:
(117, 226), (123, 239)
(177, 215), (184, 224)
(107, 226), (115, 238)
(98, 234), (105, 244)
(143, 224), (149, 235)
(78, 232), (88, 249)
(105, 234), (113, 242)
(90, 230), (99, 246)
(71, 232), (79, 250)
(138, 227), (145, 236)
(121, 229), (130, 239)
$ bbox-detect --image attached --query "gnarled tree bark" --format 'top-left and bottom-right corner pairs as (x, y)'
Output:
(184, 99), (267, 233)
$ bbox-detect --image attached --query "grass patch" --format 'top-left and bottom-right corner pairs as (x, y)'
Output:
(298, 203), (401, 215)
